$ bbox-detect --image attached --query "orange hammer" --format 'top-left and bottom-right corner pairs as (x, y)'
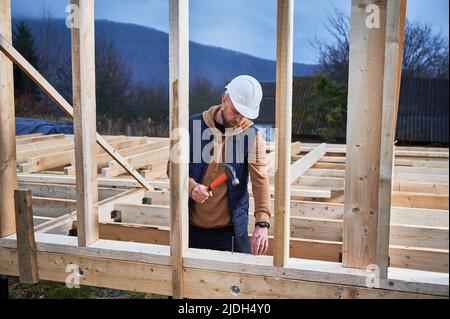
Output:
(207, 164), (240, 192)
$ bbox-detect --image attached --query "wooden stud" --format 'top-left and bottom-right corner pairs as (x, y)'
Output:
(343, 0), (387, 269)
(274, 0), (294, 268)
(169, 0), (190, 299)
(0, 0), (16, 237)
(14, 190), (39, 283)
(377, 0), (408, 278)
(72, 0), (99, 246)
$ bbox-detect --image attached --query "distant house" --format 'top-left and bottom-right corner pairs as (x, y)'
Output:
(256, 78), (449, 145)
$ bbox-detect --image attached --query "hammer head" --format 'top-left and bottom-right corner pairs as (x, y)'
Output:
(224, 164), (240, 187)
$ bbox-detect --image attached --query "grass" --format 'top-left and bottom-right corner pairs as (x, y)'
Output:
(7, 276), (167, 299)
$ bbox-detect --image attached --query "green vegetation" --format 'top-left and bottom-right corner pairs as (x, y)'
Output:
(8, 277), (166, 299)
(296, 75), (348, 143)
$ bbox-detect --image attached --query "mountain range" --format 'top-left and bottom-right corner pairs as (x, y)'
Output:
(14, 18), (318, 86)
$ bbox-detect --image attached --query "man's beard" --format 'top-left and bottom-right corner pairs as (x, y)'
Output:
(220, 109), (237, 128)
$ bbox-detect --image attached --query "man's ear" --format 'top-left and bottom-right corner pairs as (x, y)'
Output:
(221, 94), (227, 105)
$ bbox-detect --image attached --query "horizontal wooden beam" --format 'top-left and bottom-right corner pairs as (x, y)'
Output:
(16, 133), (43, 139)
(101, 146), (169, 177)
(116, 204), (448, 250)
(90, 221), (448, 274)
(32, 197), (77, 218)
(17, 173), (331, 199)
(19, 183), (124, 201)
(65, 139), (167, 175)
(143, 190), (448, 227)
(16, 134), (65, 145)
(299, 144), (449, 158)
(392, 192), (449, 210)
(0, 234), (446, 297)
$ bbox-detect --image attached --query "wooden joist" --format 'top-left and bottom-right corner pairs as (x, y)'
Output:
(19, 183), (124, 201)
(115, 203), (448, 250)
(392, 192), (449, 210)
(73, 221), (449, 274)
(32, 197), (77, 218)
(65, 138), (166, 175)
(299, 144), (449, 159)
(101, 145), (169, 177)
(144, 191), (449, 228)
(15, 133), (66, 145)
(16, 133), (43, 139)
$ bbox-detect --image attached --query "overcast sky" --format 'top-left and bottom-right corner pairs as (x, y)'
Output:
(11, 0), (450, 64)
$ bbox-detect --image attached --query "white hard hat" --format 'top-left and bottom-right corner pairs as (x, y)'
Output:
(225, 75), (263, 120)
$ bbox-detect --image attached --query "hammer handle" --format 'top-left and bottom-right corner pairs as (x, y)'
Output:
(208, 172), (228, 191)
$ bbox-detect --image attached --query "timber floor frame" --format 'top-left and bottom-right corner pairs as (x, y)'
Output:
(0, 0), (449, 299)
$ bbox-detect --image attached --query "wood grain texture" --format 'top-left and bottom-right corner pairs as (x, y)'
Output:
(0, 0), (17, 237)
(169, 0), (190, 299)
(343, 0), (387, 269)
(72, 0), (99, 247)
(274, 0), (294, 267)
(14, 190), (39, 283)
(377, 0), (407, 277)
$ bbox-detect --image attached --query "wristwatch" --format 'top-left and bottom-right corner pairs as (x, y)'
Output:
(255, 221), (271, 229)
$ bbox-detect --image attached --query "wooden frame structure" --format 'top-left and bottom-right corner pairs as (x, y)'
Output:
(0, 0), (448, 298)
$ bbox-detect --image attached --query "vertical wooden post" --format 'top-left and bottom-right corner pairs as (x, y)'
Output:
(343, 0), (387, 269)
(376, 0), (407, 278)
(14, 190), (39, 284)
(273, 0), (294, 267)
(0, 0), (17, 237)
(72, 0), (99, 247)
(169, 0), (189, 299)
(394, 0), (407, 131)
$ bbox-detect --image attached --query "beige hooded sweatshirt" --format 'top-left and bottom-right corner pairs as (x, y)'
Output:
(189, 105), (271, 229)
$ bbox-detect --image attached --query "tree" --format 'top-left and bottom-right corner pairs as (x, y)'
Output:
(312, 9), (350, 84)
(13, 21), (40, 100)
(38, 10), (72, 103)
(129, 84), (169, 123)
(189, 77), (223, 115)
(402, 20), (449, 79)
(95, 38), (133, 120)
(313, 9), (449, 83)
(301, 75), (348, 142)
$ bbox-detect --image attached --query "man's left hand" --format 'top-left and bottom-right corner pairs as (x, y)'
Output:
(251, 226), (269, 256)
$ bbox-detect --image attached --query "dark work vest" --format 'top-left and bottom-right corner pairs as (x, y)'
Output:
(188, 113), (258, 253)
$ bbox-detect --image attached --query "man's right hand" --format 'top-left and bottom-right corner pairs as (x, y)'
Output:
(190, 184), (213, 204)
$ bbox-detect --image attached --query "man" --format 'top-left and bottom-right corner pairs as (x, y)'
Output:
(188, 75), (271, 255)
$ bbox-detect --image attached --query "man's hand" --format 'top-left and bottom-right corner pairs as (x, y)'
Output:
(251, 226), (269, 256)
(190, 184), (213, 204)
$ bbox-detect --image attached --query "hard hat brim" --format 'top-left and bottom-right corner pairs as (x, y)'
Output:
(229, 96), (259, 120)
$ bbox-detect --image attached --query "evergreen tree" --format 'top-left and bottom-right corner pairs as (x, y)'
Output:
(13, 21), (40, 100)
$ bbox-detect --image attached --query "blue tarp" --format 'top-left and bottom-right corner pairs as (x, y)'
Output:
(16, 117), (73, 135)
